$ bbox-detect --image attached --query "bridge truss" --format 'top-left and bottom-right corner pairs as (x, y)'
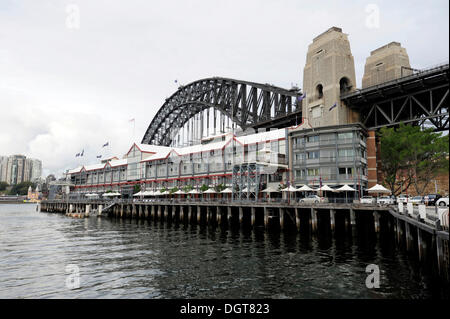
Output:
(341, 64), (449, 131)
(141, 77), (302, 146)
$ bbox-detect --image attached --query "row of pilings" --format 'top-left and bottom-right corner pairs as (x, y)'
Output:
(39, 200), (449, 281)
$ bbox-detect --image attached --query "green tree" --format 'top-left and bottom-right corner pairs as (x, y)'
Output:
(0, 182), (8, 191)
(200, 184), (209, 192)
(379, 124), (449, 195)
(133, 184), (141, 194)
(9, 182), (36, 196)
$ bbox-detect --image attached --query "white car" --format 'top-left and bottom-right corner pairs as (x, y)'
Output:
(377, 196), (394, 205)
(436, 196), (449, 207)
(409, 196), (424, 205)
(299, 195), (327, 204)
(360, 196), (376, 204)
(396, 195), (409, 204)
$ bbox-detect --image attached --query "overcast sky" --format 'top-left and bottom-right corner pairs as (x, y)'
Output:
(1, 0), (448, 178)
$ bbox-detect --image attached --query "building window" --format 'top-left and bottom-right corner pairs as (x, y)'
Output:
(338, 132), (353, 139)
(316, 84), (323, 99)
(307, 135), (319, 143)
(307, 168), (319, 176)
(307, 151), (319, 159)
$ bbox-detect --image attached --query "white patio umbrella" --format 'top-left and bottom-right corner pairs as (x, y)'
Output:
(133, 191), (143, 197)
(367, 184), (391, 194)
(297, 185), (314, 192)
(315, 185), (335, 192)
(367, 184), (391, 201)
(336, 184), (356, 203)
(203, 188), (216, 201)
(221, 188), (233, 193)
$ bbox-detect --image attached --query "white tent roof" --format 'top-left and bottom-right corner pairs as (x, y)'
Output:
(314, 185), (335, 192)
(297, 185), (314, 191)
(133, 191), (143, 197)
(367, 184), (391, 194)
(281, 185), (298, 192)
(336, 184), (356, 192)
(174, 190), (185, 194)
(262, 186), (280, 193)
(203, 188), (216, 193)
(221, 188), (233, 193)
(85, 193), (99, 197)
(188, 189), (200, 194)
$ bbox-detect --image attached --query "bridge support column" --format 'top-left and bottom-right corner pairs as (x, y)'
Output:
(373, 211), (380, 233)
(436, 237), (445, 277)
(188, 206), (192, 223)
(85, 205), (90, 217)
(311, 208), (318, 233)
(98, 205), (103, 216)
(132, 204), (136, 219)
(350, 208), (356, 226)
(396, 218), (402, 245)
(417, 228), (424, 262)
(264, 207), (269, 229)
(330, 209), (336, 232)
(251, 207), (255, 227)
(227, 207), (232, 226)
(295, 208), (300, 232)
(280, 208), (285, 230)
(151, 205), (155, 219)
(144, 206), (148, 218)
(157, 206), (161, 220)
(207, 206), (211, 224)
(239, 207), (243, 225)
(180, 206), (185, 221)
(172, 206), (176, 221)
(217, 206), (222, 225)
(405, 222), (413, 252)
(164, 205), (168, 220)
(197, 206), (201, 224)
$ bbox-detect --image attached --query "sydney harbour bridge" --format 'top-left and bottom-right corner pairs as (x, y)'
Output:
(142, 64), (448, 147)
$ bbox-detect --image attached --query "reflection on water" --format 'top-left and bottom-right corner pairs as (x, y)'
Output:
(0, 204), (447, 299)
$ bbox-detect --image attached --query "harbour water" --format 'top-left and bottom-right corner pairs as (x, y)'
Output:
(0, 204), (448, 299)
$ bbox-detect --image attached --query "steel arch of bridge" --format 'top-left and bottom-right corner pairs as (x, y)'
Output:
(141, 77), (302, 146)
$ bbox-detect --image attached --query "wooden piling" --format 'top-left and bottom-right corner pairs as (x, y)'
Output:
(295, 208), (300, 232)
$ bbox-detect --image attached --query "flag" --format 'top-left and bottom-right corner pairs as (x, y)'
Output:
(75, 153), (80, 157)
(80, 149), (84, 157)
(174, 80), (178, 84)
(297, 93), (306, 102)
(96, 155), (102, 159)
(329, 103), (337, 111)
(102, 142), (109, 147)
(319, 176), (323, 188)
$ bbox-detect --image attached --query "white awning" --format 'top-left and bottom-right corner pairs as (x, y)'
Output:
(336, 184), (356, 192)
(314, 185), (336, 192)
(367, 184), (391, 194)
(262, 186), (280, 193)
(281, 185), (298, 192)
(297, 185), (314, 192)
(221, 188), (233, 193)
(203, 188), (216, 194)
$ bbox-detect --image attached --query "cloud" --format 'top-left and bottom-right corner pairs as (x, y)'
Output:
(0, 0), (448, 178)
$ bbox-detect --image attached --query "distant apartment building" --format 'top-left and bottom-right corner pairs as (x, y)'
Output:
(0, 155), (43, 185)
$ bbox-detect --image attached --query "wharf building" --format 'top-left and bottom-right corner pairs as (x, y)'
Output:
(66, 129), (289, 198)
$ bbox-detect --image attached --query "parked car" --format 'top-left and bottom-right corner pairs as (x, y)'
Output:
(377, 196), (395, 205)
(360, 196), (376, 204)
(410, 196), (424, 205)
(424, 194), (442, 206)
(436, 196), (449, 207)
(396, 195), (409, 204)
(299, 195), (327, 204)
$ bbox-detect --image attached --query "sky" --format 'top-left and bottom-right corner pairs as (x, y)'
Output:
(0, 0), (449, 178)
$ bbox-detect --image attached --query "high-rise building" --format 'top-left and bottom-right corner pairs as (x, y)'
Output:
(0, 155), (43, 185)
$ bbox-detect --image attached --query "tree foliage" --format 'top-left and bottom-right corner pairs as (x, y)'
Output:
(8, 181), (36, 195)
(379, 124), (449, 195)
(0, 182), (8, 191)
